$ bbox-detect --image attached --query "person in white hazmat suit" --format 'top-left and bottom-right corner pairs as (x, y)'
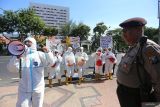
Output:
(75, 47), (88, 85)
(63, 47), (75, 85)
(91, 47), (103, 80)
(103, 47), (117, 80)
(48, 49), (63, 87)
(7, 36), (56, 107)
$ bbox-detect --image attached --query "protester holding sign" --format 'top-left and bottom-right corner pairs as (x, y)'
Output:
(48, 49), (63, 87)
(91, 47), (103, 80)
(63, 47), (75, 85)
(75, 47), (88, 85)
(103, 47), (117, 80)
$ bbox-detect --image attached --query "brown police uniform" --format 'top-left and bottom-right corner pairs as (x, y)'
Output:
(116, 17), (160, 107)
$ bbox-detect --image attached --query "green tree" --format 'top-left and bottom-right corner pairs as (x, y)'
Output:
(0, 8), (45, 40)
(0, 14), (6, 33)
(18, 8), (45, 36)
(1, 10), (19, 33)
(93, 22), (107, 37)
(31, 16), (45, 35)
(51, 27), (58, 36)
(43, 27), (58, 37)
(144, 27), (159, 43)
(92, 22), (108, 50)
(59, 20), (76, 36)
(70, 23), (90, 40)
(108, 28), (128, 51)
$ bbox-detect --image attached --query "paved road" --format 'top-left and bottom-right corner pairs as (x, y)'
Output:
(0, 56), (19, 86)
(0, 54), (124, 107)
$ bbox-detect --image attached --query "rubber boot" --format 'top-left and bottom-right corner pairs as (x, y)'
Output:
(69, 77), (72, 83)
(81, 77), (85, 82)
(78, 78), (82, 85)
(65, 77), (69, 85)
(64, 70), (67, 76)
(98, 74), (101, 80)
(58, 79), (62, 86)
(95, 73), (99, 81)
(48, 79), (52, 88)
(109, 73), (113, 80)
(105, 74), (109, 80)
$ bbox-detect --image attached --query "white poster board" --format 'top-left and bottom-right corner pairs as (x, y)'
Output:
(70, 36), (80, 49)
(46, 36), (65, 54)
(46, 36), (80, 53)
(100, 35), (113, 49)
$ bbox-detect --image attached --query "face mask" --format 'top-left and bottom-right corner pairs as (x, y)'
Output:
(24, 41), (32, 47)
(80, 49), (83, 52)
(98, 50), (101, 53)
(68, 48), (72, 52)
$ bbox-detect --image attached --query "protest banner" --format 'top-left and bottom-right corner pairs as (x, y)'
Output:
(100, 35), (113, 49)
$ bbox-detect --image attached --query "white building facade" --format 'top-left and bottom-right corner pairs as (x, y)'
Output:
(29, 2), (69, 29)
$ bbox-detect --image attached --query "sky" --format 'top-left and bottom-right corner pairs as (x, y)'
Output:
(0, 0), (159, 31)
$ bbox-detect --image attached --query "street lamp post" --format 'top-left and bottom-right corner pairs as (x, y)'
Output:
(158, 0), (160, 44)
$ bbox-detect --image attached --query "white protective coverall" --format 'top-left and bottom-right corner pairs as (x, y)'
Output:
(63, 47), (75, 77)
(92, 47), (103, 75)
(103, 48), (117, 75)
(48, 50), (62, 80)
(75, 47), (88, 78)
(7, 37), (56, 107)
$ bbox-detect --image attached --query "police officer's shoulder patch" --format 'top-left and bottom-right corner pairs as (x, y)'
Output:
(145, 46), (155, 57)
(144, 44), (160, 64)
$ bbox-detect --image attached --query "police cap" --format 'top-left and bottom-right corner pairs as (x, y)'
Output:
(119, 17), (147, 28)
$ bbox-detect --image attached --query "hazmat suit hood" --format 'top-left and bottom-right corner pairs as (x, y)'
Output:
(67, 47), (72, 52)
(108, 47), (112, 51)
(24, 37), (37, 52)
(96, 47), (102, 52)
(80, 47), (84, 52)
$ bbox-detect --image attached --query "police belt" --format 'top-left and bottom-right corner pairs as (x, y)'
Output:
(117, 80), (140, 94)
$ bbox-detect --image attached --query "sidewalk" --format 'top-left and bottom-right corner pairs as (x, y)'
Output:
(0, 77), (120, 107)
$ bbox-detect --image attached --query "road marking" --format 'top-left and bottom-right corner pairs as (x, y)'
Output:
(11, 78), (19, 80)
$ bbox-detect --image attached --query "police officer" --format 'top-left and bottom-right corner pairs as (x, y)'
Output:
(116, 17), (160, 107)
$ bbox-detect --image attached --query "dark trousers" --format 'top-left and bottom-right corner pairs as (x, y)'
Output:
(112, 63), (116, 75)
(117, 83), (141, 107)
(102, 64), (105, 73)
